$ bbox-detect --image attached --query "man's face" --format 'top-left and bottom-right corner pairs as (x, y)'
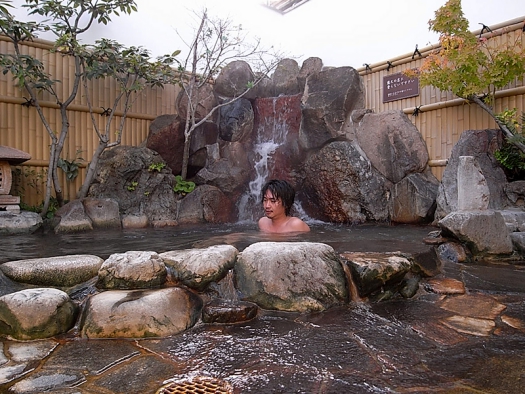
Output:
(263, 190), (286, 219)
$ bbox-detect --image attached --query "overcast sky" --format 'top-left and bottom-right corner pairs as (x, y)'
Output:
(9, 0), (525, 68)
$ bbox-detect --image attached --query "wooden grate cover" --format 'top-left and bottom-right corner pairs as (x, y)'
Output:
(157, 376), (233, 394)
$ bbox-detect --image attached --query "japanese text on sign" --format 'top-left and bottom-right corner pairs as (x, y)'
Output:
(382, 72), (419, 103)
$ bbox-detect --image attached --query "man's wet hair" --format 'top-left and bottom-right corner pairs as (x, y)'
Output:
(261, 179), (295, 216)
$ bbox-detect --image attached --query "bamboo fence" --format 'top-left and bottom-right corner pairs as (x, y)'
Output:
(1, 16), (524, 207)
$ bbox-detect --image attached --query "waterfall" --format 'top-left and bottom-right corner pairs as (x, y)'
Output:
(237, 95), (297, 222)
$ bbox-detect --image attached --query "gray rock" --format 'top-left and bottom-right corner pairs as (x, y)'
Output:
(457, 156), (490, 211)
(300, 66), (364, 150)
(202, 299), (258, 324)
(194, 159), (249, 195)
(160, 245), (238, 292)
(235, 242), (348, 312)
(145, 114), (185, 175)
(0, 288), (78, 340)
(97, 251), (167, 290)
(8, 340), (58, 363)
(87, 146), (178, 224)
(340, 252), (412, 297)
(188, 121), (220, 171)
(177, 184), (234, 224)
(0, 340), (58, 385)
(219, 98), (254, 142)
(436, 129), (508, 219)
(342, 108), (374, 141)
(510, 232), (525, 254)
(80, 287), (202, 338)
(272, 58), (301, 96)
(1, 254), (103, 287)
(356, 110), (430, 183)
(302, 140), (390, 223)
(0, 211), (43, 235)
(436, 242), (470, 264)
(391, 171), (439, 224)
(176, 82), (218, 122)
(504, 180), (525, 205)
(499, 209), (525, 232)
(297, 57), (323, 91)
(410, 247), (443, 277)
(214, 60), (255, 98)
(121, 213), (149, 229)
(439, 210), (514, 256)
(53, 200), (93, 233)
(82, 197), (121, 228)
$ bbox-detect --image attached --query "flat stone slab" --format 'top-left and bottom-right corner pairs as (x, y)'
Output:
(439, 293), (506, 320)
(424, 278), (465, 295)
(441, 315), (496, 337)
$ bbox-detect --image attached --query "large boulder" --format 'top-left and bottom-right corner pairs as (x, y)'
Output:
(299, 66), (365, 150)
(436, 129), (508, 219)
(235, 242), (348, 312)
(271, 58), (301, 96)
(0, 288), (78, 340)
(355, 110), (430, 183)
(214, 60), (255, 98)
(87, 146), (178, 226)
(302, 140), (390, 223)
(0, 255), (103, 287)
(80, 287), (202, 339)
(160, 245), (238, 292)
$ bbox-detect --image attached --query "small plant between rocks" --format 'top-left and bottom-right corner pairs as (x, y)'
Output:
(173, 175), (195, 196)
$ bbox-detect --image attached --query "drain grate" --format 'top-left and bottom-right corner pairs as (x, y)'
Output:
(157, 376), (233, 394)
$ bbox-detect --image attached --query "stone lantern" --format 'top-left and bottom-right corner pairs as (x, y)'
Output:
(0, 146), (31, 213)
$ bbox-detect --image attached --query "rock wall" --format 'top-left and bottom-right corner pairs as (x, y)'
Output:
(140, 57), (439, 225)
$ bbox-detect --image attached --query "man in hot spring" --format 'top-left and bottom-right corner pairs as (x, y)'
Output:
(258, 179), (310, 233)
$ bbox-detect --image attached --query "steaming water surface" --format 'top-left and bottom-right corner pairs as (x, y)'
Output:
(1, 223), (525, 393)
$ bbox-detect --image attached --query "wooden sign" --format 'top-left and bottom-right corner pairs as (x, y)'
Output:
(383, 72), (419, 103)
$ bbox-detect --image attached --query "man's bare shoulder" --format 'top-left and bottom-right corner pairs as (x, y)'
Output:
(286, 217), (310, 232)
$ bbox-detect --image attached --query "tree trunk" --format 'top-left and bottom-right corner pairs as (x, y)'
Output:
(77, 139), (108, 199)
(180, 129), (192, 180)
(469, 95), (525, 154)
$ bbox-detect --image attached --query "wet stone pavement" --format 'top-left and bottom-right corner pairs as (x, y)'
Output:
(0, 259), (524, 394)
